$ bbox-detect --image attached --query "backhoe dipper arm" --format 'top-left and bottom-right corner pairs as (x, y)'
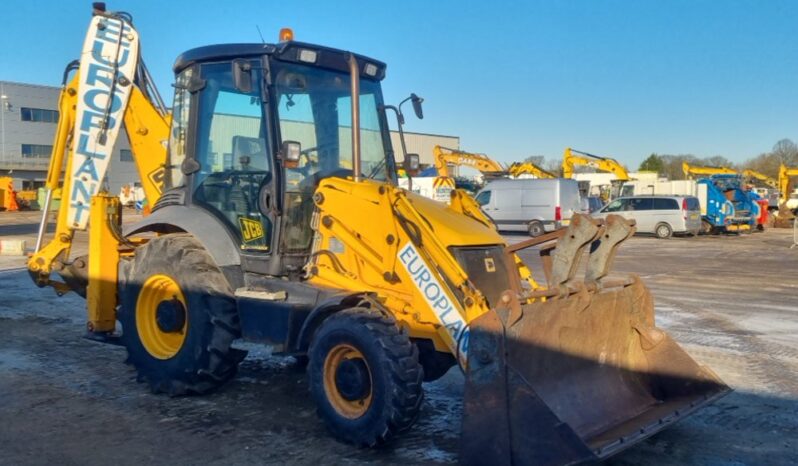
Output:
(28, 8), (169, 295)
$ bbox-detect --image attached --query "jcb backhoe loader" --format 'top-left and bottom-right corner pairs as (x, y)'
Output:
(28, 4), (729, 464)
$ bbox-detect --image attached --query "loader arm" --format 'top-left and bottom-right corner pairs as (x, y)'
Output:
(28, 9), (170, 329)
(562, 147), (629, 181)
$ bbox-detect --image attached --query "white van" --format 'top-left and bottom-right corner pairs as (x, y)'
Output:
(474, 179), (581, 236)
(592, 195), (701, 238)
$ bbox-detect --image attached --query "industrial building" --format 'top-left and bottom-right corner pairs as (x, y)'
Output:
(0, 80), (457, 195)
(0, 80), (138, 193)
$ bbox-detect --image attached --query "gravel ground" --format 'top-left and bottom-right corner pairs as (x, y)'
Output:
(1, 210), (797, 465)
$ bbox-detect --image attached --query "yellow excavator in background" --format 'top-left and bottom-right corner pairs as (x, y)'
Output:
(432, 145), (506, 179)
(28, 5), (729, 464)
(682, 161), (737, 179)
(742, 169), (778, 189)
(562, 147), (630, 199)
(507, 160), (557, 179)
(777, 163), (798, 218)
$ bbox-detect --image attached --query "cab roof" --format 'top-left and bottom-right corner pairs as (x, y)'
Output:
(173, 41), (386, 80)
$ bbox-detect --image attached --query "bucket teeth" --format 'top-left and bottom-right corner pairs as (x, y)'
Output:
(550, 214), (603, 289)
(585, 214), (636, 285)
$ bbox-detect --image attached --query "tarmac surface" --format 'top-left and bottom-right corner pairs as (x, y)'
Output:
(1, 210), (797, 465)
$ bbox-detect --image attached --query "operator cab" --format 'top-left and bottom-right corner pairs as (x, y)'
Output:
(160, 40), (397, 276)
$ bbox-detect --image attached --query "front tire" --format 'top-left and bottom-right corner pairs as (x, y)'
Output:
(119, 234), (245, 395)
(308, 308), (423, 447)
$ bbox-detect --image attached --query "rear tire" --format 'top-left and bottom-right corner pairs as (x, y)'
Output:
(527, 220), (545, 237)
(655, 223), (673, 239)
(308, 308), (423, 447)
(119, 234), (245, 396)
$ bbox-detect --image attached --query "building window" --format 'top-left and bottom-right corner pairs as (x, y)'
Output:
(20, 107), (59, 123)
(21, 144), (53, 158)
(120, 149), (134, 162)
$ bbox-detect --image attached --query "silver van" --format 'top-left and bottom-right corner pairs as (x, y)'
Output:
(593, 195), (701, 238)
(474, 179), (582, 236)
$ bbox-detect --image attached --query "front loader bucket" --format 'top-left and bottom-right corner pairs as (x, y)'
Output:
(460, 278), (730, 465)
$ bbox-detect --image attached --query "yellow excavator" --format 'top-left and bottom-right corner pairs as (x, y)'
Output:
(562, 147), (629, 199)
(433, 146), (555, 180)
(777, 163), (798, 219)
(507, 160), (557, 179)
(432, 145), (506, 178)
(682, 161), (737, 179)
(28, 4), (729, 464)
(742, 169), (778, 189)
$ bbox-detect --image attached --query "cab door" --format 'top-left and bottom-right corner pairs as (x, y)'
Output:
(190, 60), (277, 254)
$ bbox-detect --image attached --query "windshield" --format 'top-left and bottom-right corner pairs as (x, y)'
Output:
(272, 61), (393, 184)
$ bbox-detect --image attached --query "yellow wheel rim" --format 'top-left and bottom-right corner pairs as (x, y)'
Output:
(323, 344), (372, 419)
(135, 274), (187, 360)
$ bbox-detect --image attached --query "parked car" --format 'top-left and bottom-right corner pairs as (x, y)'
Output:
(581, 195), (604, 214)
(474, 178), (581, 237)
(592, 195), (701, 239)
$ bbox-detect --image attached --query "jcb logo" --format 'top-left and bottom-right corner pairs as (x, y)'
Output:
(484, 257), (496, 273)
(239, 217), (264, 242)
(147, 167), (165, 194)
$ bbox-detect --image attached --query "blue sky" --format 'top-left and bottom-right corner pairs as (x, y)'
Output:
(2, 0), (797, 168)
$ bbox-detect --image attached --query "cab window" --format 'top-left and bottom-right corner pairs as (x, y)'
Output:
(475, 191), (491, 206)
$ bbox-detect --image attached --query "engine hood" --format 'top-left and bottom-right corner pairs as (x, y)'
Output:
(399, 188), (504, 247)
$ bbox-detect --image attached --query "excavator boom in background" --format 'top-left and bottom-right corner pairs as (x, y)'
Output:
(562, 147), (630, 180)
(562, 147), (630, 199)
(432, 145), (506, 178)
(507, 160), (557, 179)
(743, 169), (778, 189)
(777, 163), (798, 218)
(682, 161), (737, 179)
(27, 5), (730, 465)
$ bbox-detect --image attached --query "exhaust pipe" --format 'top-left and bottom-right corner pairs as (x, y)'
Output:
(348, 53), (361, 182)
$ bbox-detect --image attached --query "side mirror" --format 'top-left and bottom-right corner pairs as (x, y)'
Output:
(281, 140), (301, 168)
(403, 153), (420, 175)
(410, 93), (424, 119)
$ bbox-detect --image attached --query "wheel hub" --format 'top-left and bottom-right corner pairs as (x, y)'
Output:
(135, 274), (188, 360)
(155, 298), (186, 333)
(334, 358), (371, 401)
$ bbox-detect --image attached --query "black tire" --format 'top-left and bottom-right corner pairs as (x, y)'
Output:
(527, 220), (545, 237)
(655, 222), (673, 239)
(118, 234), (246, 396)
(308, 308), (423, 447)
